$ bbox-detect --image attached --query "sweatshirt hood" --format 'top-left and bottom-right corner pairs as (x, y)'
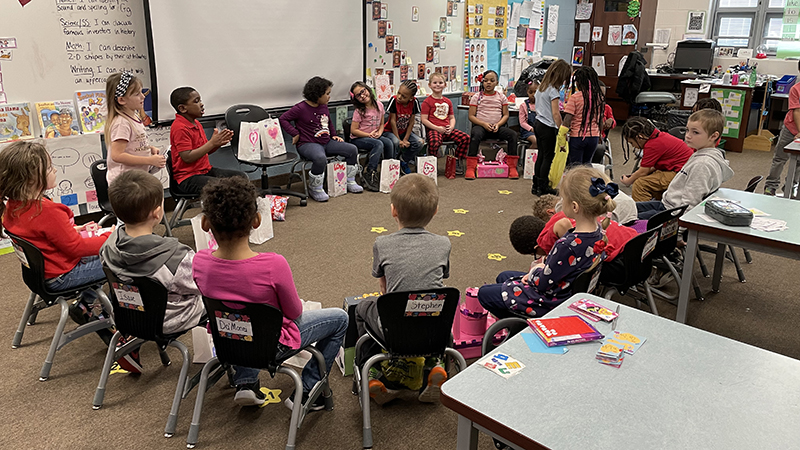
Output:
(99, 226), (189, 278)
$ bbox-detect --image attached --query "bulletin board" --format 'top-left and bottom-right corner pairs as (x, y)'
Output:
(365, 0), (466, 94)
(711, 88), (744, 139)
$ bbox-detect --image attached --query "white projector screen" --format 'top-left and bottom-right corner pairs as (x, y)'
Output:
(146, 0), (364, 121)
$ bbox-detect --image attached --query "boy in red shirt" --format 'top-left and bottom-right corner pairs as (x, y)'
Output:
(420, 72), (470, 173)
(169, 87), (247, 195)
(765, 61), (800, 197)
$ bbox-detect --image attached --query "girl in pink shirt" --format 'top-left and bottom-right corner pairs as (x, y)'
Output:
(350, 81), (393, 191)
(561, 67), (604, 166)
(467, 70), (519, 179)
(192, 176), (347, 409)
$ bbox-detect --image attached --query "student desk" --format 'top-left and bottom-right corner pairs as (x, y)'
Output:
(680, 80), (754, 153)
(440, 293), (800, 450)
(782, 139), (800, 199)
(676, 188), (800, 323)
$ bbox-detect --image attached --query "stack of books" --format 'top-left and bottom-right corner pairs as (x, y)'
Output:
(596, 341), (625, 368)
(568, 298), (619, 322)
(527, 315), (604, 347)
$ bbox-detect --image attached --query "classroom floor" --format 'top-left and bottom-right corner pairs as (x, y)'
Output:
(1, 128), (797, 450)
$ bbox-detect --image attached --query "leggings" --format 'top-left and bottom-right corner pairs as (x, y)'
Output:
(426, 128), (470, 158)
(567, 136), (599, 166)
(533, 120), (558, 185)
(468, 125), (519, 156)
(297, 140), (358, 175)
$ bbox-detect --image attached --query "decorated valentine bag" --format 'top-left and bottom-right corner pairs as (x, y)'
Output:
(190, 214), (218, 251)
(249, 196), (274, 244)
(416, 155), (438, 185)
(258, 118), (286, 158)
(523, 148), (538, 179)
(549, 141), (569, 189)
(379, 158), (401, 193)
(326, 161), (347, 197)
(237, 121), (261, 162)
(264, 195), (288, 221)
(445, 155), (457, 179)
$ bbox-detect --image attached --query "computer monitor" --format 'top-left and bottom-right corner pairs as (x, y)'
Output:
(673, 40), (715, 74)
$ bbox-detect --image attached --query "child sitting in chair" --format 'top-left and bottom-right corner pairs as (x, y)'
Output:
(355, 173), (451, 405)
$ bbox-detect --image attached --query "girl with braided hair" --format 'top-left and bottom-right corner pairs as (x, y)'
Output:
(383, 80), (425, 174)
(561, 66), (604, 165)
(619, 116), (693, 202)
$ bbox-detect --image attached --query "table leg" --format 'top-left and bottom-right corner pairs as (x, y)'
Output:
(785, 153), (797, 199)
(456, 415), (479, 450)
(677, 229), (699, 323)
(711, 243), (726, 293)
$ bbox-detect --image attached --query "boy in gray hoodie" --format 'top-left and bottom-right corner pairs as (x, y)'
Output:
(100, 170), (205, 335)
(636, 109), (734, 220)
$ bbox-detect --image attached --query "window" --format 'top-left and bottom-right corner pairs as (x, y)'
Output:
(711, 0), (786, 54)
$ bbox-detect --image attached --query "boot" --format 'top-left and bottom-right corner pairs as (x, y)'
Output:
(465, 156), (479, 180)
(538, 176), (558, 196)
(531, 178), (541, 196)
(346, 165), (364, 193)
(455, 158), (465, 176)
(362, 167), (380, 192)
(506, 155), (520, 179)
(308, 172), (329, 202)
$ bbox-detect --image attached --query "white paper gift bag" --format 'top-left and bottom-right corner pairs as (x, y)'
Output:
(416, 155), (438, 185)
(283, 300), (323, 369)
(191, 326), (216, 364)
(258, 118), (287, 158)
(237, 121), (261, 162)
(190, 214), (218, 251)
(523, 149), (538, 179)
(326, 161), (347, 197)
(379, 159), (401, 193)
(249, 196), (274, 244)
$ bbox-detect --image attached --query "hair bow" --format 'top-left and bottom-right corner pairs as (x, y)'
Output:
(115, 72), (133, 99)
(592, 240), (607, 254)
(589, 177), (619, 198)
(477, 73), (484, 82)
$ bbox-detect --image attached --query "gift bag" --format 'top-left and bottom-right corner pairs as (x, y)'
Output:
(191, 326), (216, 364)
(249, 196), (274, 244)
(549, 142), (569, 189)
(283, 300), (323, 369)
(416, 155), (438, 185)
(264, 195), (288, 221)
(326, 161), (347, 197)
(258, 118), (287, 158)
(445, 155), (457, 179)
(238, 121), (261, 162)
(191, 214), (218, 251)
(523, 148), (538, 179)
(379, 159), (401, 193)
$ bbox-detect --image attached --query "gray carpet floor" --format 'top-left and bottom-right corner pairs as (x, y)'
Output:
(1, 128), (797, 450)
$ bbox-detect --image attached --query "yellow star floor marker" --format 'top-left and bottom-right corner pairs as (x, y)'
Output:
(453, 208), (469, 214)
(370, 227), (388, 234)
(259, 388), (283, 407)
(487, 253), (507, 261)
(447, 230), (465, 237)
(498, 190), (513, 195)
(108, 362), (129, 375)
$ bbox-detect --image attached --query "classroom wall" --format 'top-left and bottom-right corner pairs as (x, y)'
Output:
(650, 0), (713, 67)
(541, 0), (576, 61)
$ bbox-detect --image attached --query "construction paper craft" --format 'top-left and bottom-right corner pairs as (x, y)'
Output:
(426, 46), (434, 62)
(487, 253), (507, 261)
(592, 26), (602, 41)
(371, 227), (388, 233)
(0, 38), (17, 49)
(572, 46), (584, 66)
(385, 36), (394, 53)
(592, 56), (606, 76)
(453, 209), (469, 214)
(498, 190), (512, 195)
(434, 31), (440, 47)
(380, 3), (388, 19)
(575, 3), (593, 20)
(608, 25), (622, 46)
(258, 388), (283, 407)
(440, 34), (447, 49)
(622, 24), (637, 45)
(521, 332), (569, 354)
(440, 17), (447, 33)
(578, 22), (591, 42)
(417, 63), (426, 80)
(447, 230), (465, 237)
(447, 1), (454, 16)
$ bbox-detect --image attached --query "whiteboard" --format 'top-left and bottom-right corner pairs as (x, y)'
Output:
(146, 0), (364, 120)
(365, 0), (466, 93)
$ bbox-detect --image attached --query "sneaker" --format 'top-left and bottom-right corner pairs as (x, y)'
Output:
(652, 272), (675, 289)
(115, 336), (142, 374)
(362, 168), (380, 192)
(234, 380), (267, 406)
(368, 379), (400, 406)
(399, 161), (412, 175)
(68, 299), (90, 326)
(764, 187), (776, 196)
(418, 366), (447, 403)
(646, 268), (664, 286)
(283, 389), (327, 411)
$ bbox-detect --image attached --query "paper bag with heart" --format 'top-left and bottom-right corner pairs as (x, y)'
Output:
(238, 121), (261, 162)
(416, 155), (438, 185)
(326, 161), (347, 197)
(258, 118), (286, 158)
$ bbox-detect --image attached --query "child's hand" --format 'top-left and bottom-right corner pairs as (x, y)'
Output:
(292, 135), (300, 145)
(150, 146), (160, 155)
(482, 123), (494, 132)
(210, 128), (234, 147)
(332, 136), (344, 142)
(603, 118), (614, 130)
(149, 154), (167, 168)
(370, 130), (381, 139)
(400, 139), (410, 148)
(620, 174), (632, 186)
(443, 125), (452, 134)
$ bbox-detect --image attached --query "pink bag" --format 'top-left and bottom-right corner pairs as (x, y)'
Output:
(263, 195), (288, 221)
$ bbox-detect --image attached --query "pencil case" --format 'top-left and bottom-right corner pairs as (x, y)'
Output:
(704, 199), (753, 226)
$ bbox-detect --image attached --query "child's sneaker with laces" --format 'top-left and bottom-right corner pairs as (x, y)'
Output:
(418, 366), (447, 403)
(368, 379), (400, 406)
(234, 380), (267, 406)
(115, 335), (143, 374)
(284, 389), (327, 411)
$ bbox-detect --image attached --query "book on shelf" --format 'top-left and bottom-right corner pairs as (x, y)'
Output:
(527, 315), (604, 347)
(35, 100), (81, 138)
(74, 90), (107, 134)
(0, 102), (33, 142)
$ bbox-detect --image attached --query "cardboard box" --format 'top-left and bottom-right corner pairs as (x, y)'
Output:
(336, 291), (381, 376)
(477, 162), (508, 178)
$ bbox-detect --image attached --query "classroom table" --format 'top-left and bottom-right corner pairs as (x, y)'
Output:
(782, 139), (800, 199)
(440, 293), (800, 450)
(676, 188), (800, 323)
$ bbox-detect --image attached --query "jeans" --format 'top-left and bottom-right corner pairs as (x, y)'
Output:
(351, 135), (395, 171)
(45, 256), (105, 302)
(636, 200), (667, 220)
(477, 271), (527, 320)
(383, 131), (423, 163)
(178, 167), (248, 196)
(297, 140), (358, 175)
(567, 136), (599, 166)
(765, 124), (800, 192)
(232, 308), (349, 393)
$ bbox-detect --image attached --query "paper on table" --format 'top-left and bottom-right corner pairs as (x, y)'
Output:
(522, 332), (569, 354)
(750, 217), (788, 232)
(579, 22), (591, 42)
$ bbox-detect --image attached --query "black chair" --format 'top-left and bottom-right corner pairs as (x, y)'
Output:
(667, 126), (687, 142)
(6, 231), (114, 381)
(90, 159), (173, 236)
(342, 118), (371, 171)
(599, 228), (662, 314)
(164, 148), (201, 231)
(353, 288), (467, 450)
(481, 317), (529, 356)
(187, 297), (332, 450)
(645, 205), (705, 303)
(225, 104), (308, 206)
(93, 268), (206, 438)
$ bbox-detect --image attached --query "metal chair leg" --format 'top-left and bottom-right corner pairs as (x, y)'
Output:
(696, 252), (710, 278)
(712, 244), (726, 293)
(644, 283), (658, 315)
(186, 357), (221, 449)
(40, 298), (71, 381)
(12, 292), (37, 348)
(728, 245), (746, 283)
(743, 248), (754, 264)
(278, 367), (304, 450)
(93, 330), (124, 409)
(161, 214), (173, 238)
(165, 341), (191, 438)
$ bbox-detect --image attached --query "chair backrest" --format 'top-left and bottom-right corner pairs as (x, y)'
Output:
(89, 159), (113, 214)
(4, 230), (52, 302)
(745, 175), (763, 193)
(342, 118), (352, 143)
(667, 126), (686, 141)
(164, 147), (195, 199)
(614, 228), (662, 292)
(224, 104), (270, 149)
(571, 262), (602, 295)
(481, 317), (529, 356)
(376, 287), (460, 358)
(202, 296), (284, 376)
(646, 205), (688, 260)
(103, 267), (170, 342)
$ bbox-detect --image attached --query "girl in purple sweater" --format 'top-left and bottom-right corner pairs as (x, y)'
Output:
(280, 76), (363, 202)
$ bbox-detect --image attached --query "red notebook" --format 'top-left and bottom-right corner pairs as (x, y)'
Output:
(528, 315), (604, 347)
